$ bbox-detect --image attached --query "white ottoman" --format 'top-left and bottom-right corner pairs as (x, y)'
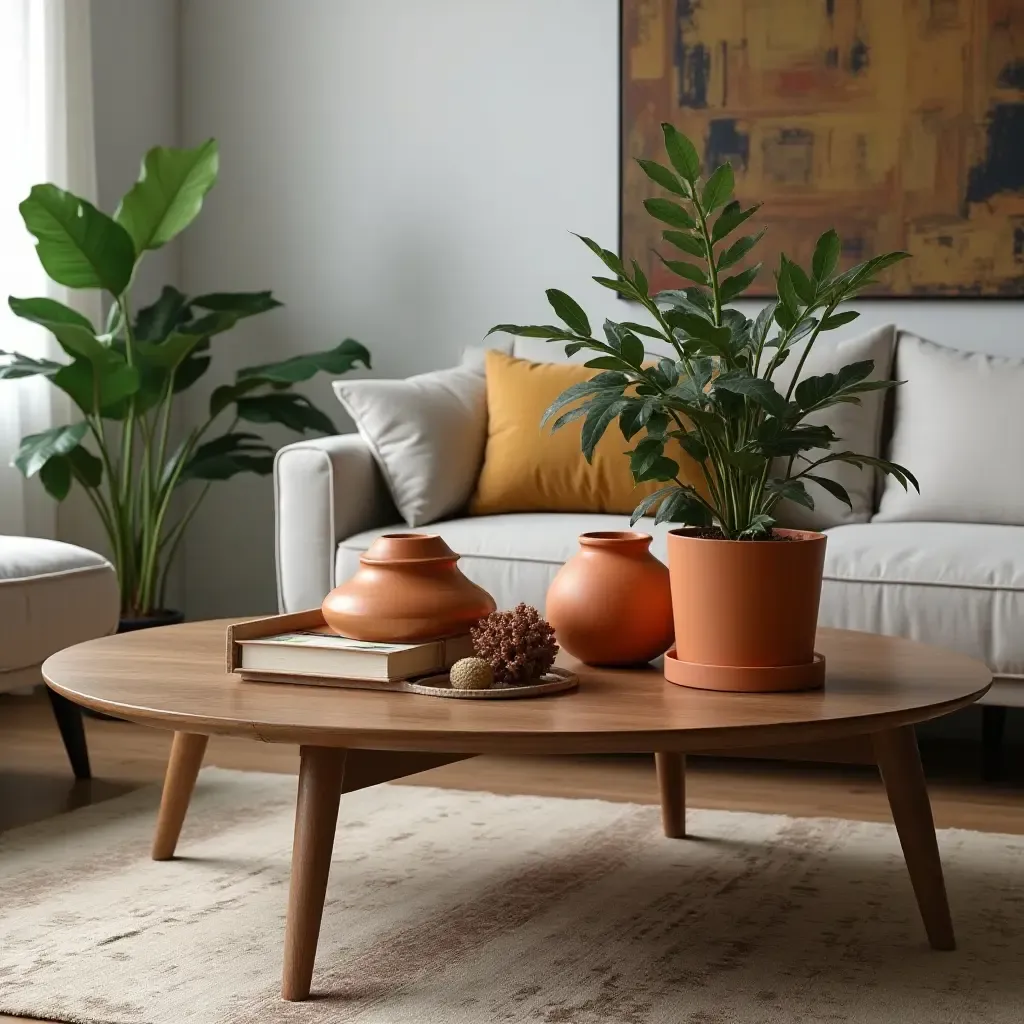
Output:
(0, 536), (120, 778)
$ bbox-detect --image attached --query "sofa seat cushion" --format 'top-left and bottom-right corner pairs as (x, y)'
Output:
(0, 537), (119, 679)
(819, 523), (1024, 682)
(337, 514), (677, 612)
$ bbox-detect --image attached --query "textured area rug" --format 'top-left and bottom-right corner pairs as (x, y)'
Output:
(1, 770), (1023, 1024)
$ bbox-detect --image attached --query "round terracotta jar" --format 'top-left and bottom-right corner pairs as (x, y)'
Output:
(665, 527), (827, 692)
(322, 533), (496, 642)
(545, 531), (674, 667)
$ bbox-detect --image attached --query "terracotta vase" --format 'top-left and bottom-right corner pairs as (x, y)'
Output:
(665, 527), (827, 692)
(322, 533), (496, 642)
(545, 531), (674, 667)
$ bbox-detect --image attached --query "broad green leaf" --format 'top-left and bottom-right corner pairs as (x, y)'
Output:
(236, 393), (336, 434)
(766, 477), (814, 509)
(573, 234), (624, 275)
(68, 445), (103, 488)
(190, 290), (281, 318)
(717, 230), (765, 271)
(634, 455), (680, 483)
(52, 359), (140, 416)
(180, 432), (275, 481)
(701, 163), (734, 212)
(619, 321), (664, 339)
(136, 331), (208, 372)
(752, 302), (777, 348)
(592, 276), (636, 298)
(135, 286), (190, 341)
(776, 259), (802, 315)
(713, 369), (787, 416)
(237, 339), (371, 384)
(619, 331), (646, 368)
(738, 514), (775, 538)
(13, 422), (88, 477)
(39, 457), (72, 500)
(209, 378), (264, 418)
(19, 185), (135, 294)
(663, 230), (706, 259)
(643, 198), (696, 230)
(546, 288), (590, 336)
(669, 311), (731, 346)
(712, 201), (761, 243)
(811, 229), (841, 282)
(677, 431), (708, 464)
(618, 401), (647, 441)
(661, 123), (701, 181)
(540, 373), (628, 428)
(630, 485), (677, 525)
(115, 140), (219, 252)
(821, 310), (860, 330)
(581, 396), (630, 462)
(584, 355), (631, 371)
(658, 256), (709, 287)
(6, 296), (94, 332)
(486, 323), (578, 340)
(636, 158), (687, 197)
(720, 448), (767, 473)
(719, 263), (763, 302)
(174, 356), (211, 393)
(654, 487), (713, 526)
(631, 259), (649, 297)
(788, 261), (816, 304)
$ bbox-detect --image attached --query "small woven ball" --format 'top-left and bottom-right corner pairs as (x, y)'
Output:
(449, 657), (494, 690)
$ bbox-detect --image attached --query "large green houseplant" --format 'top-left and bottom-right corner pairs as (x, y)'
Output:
(490, 124), (918, 691)
(1, 141), (368, 621)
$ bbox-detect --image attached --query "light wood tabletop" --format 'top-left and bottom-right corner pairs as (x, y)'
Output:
(42, 620), (991, 1002)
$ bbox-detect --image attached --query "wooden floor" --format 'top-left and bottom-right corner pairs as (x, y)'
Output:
(1, 690), (1022, 1023)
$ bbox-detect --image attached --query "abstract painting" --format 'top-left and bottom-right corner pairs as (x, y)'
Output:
(621, 0), (1024, 297)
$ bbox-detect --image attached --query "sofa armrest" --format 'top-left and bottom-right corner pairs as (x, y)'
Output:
(274, 433), (395, 612)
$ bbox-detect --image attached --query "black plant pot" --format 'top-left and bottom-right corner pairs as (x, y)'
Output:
(84, 609), (186, 720)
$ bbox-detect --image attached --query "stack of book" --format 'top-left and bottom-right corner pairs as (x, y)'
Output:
(234, 626), (475, 690)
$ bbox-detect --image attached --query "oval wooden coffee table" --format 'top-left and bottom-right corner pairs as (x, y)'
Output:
(43, 621), (990, 1002)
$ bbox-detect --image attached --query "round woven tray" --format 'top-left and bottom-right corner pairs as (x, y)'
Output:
(406, 665), (578, 700)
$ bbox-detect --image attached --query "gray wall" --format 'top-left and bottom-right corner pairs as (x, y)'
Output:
(160, 0), (1019, 616)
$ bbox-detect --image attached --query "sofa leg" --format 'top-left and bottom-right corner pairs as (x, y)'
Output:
(981, 705), (1007, 782)
(46, 688), (91, 781)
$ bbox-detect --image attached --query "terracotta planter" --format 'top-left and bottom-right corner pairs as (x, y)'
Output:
(546, 531), (674, 666)
(322, 533), (496, 642)
(665, 528), (827, 692)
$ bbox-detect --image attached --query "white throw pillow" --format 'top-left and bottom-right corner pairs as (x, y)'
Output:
(874, 334), (1024, 526)
(333, 353), (487, 527)
(771, 323), (897, 531)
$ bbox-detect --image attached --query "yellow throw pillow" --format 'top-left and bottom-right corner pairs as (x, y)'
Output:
(470, 350), (705, 517)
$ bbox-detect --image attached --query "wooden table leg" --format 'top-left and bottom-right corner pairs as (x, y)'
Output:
(874, 725), (955, 951)
(282, 746), (347, 1001)
(151, 732), (209, 860)
(655, 752), (687, 839)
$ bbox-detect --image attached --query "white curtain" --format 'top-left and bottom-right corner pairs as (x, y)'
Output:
(0, 0), (98, 538)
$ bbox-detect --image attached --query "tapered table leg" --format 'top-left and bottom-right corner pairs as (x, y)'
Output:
(874, 726), (955, 950)
(282, 746), (347, 1001)
(151, 732), (209, 860)
(655, 752), (687, 838)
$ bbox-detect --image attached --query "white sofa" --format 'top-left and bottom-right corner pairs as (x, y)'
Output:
(275, 328), (1023, 769)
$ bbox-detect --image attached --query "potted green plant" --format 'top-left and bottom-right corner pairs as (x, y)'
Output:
(489, 124), (917, 692)
(1, 141), (368, 627)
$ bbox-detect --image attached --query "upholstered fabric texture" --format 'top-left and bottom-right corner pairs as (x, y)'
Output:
(771, 323), (896, 530)
(875, 334), (1024, 525)
(333, 357), (487, 527)
(4, 769), (1024, 1024)
(471, 350), (705, 517)
(0, 537), (118, 693)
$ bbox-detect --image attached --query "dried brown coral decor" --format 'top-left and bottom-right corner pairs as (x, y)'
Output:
(471, 603), (558, 686)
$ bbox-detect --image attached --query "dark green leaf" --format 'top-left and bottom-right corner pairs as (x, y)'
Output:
(0, 350), (64, 380)
(644, 198), (697, 230)
(39, 456), (72, 500)
(663, 230), (705, 259)
(788, 262), (816, 304)
(486, 323), (577, 340)
(619, 321), (664, 339)
(631, 260), (649, 297)
(540, 373), (628, 428)
(134, 286), (190, 341)
(620, 331), (646, 368)
(236, 393), (336, 435)
(752, 302), (777, 349)
(636, 158), (687, 197)
(573, 234), (624, 275)
(701, 163), (734, 212)
(767, 477), (815, 509)
(655, 487), (713, 526)
(634, 455), (680, 483)
(711, 201), (761, 243)
(720, 448), (767, 474)
(803, 474), (853, 509)
(584, 355), (630, 371)
(51, 359), (140, 416)
(592, 276), (636, 298)
(658, 256), (709, 287)
(618, 401), (646, 441)
(13, 422), (88, 477)
(190, 290), (282, 318)
(677, 432), (708, 464)
(661, 123), (701, 181)
(811, 229), (841, 282)
(719, 263), (763, 303)
(821, 310), (860, 330)
(776, 258), (802, 315)
(581, 396), (630, 462)
(630, 485), (677, 525)
(6, 296), (94, 332)
(712, 369), (787, 416)
(237, 339), (371, 384)
(545, 288), (591, 337)
(738, 514), (775, 539)
(717, 230), (765, 271)
(115, 140), (219, 252)
(67, 445), (103, 488)
(19, 185), (135, 294)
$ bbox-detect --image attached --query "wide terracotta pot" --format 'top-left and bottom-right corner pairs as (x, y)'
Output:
(322, 533), (496, 642)
(665, 528), (827, 692)
(546, 531), (674, 667)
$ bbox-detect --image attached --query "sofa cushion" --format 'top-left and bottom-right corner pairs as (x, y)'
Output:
(0, 537), (119, 683)
(875, 335), (1024, 525)
(819, 522), (1024, 682)
(338, 514), (678, 612)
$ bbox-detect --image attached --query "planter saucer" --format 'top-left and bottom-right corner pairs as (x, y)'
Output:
(664, 650), (825, 692)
